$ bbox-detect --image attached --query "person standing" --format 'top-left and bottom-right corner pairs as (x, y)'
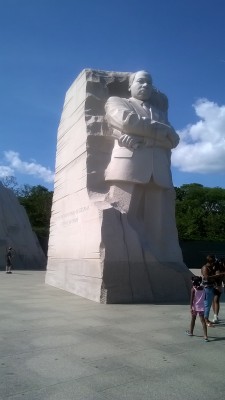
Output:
(201, 255), (216, 327)
(212, 258), (225, 323)
(6, 246), (14, 274)
(186, 276), (208, 341)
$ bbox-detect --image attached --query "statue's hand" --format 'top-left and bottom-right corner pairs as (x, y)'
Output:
(118, 134), (142, 149)
(150, 121), (170, 138)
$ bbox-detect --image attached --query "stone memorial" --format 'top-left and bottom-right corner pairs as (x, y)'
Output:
(0, 183), (46, 269)
(45, 69), (192, 303)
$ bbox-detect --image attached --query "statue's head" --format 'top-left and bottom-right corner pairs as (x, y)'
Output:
(128, 70), (153, 101)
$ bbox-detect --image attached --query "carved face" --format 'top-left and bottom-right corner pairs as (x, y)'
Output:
(129, 71), (153, 101)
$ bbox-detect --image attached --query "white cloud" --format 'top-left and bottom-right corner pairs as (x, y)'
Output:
(0, 165), (14, 178)
(172, 99), (225, 173)
(0, 151), (54, 183)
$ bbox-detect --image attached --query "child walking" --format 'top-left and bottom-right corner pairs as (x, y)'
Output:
(186, 276), (208, 342)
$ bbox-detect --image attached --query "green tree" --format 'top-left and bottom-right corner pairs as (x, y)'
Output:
(175, 184), (225, 241)
(18, 185), (53, 237)
(1, 176), (20, 194)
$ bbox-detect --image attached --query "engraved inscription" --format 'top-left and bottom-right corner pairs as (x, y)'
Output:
(54, 206), (89, 226)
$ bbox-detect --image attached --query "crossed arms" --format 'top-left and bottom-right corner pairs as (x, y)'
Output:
(105, 96), (180, 150)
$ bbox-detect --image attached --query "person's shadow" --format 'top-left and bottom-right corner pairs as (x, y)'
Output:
(209, 336), (225, 341)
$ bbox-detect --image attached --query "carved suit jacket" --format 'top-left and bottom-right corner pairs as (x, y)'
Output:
(104, 96), (180, 188)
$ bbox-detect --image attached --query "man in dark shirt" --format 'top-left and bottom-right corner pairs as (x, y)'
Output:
(6, 247), (14, 274)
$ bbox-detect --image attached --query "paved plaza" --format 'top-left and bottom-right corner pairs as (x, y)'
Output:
(0, 270), (225, 400)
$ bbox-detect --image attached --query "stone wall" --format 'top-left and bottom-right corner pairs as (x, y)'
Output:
(0, 183), (46, 270)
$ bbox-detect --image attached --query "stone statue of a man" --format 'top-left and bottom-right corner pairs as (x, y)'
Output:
(104, 70), (182, 262)
(46, 68), (191, 303)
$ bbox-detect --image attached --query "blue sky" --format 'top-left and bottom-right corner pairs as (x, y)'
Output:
(1, 0), (225, 190)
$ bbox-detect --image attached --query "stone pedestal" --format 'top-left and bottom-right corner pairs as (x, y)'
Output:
(45, 69), (192, 303)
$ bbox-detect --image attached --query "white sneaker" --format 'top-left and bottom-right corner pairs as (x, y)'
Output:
(213, 315), (219, 323)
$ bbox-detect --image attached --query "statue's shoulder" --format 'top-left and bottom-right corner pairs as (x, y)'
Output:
(105, 96), (131, 109)
(106, 96), (130, 104)
(151, 89), (168, 112)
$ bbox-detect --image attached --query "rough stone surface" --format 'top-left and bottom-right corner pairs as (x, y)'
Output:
(0, 183), (46, 269)
(46, 69), (192, 303)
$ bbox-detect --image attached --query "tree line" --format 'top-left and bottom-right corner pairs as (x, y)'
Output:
(1, 176), (53, 237)
(1, 177), (225, 241)
(175, 183), (225, 241)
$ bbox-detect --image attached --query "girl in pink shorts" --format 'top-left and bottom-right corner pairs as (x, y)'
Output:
(186, 276), (208, 342)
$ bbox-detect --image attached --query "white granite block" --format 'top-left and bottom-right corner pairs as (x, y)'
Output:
(46, 69), (192, 303)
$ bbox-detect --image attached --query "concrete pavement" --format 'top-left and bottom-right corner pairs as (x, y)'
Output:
(0, 270), (225, 400)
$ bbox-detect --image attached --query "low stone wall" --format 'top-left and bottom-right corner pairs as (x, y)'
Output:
(180, 240), (225, 268)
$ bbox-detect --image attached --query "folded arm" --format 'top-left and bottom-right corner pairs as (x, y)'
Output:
(105, 96), (179, 149)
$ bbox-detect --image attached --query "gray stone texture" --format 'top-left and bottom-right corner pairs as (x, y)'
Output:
(0, 183), (46, 270)
(46, 69), (192, 303)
